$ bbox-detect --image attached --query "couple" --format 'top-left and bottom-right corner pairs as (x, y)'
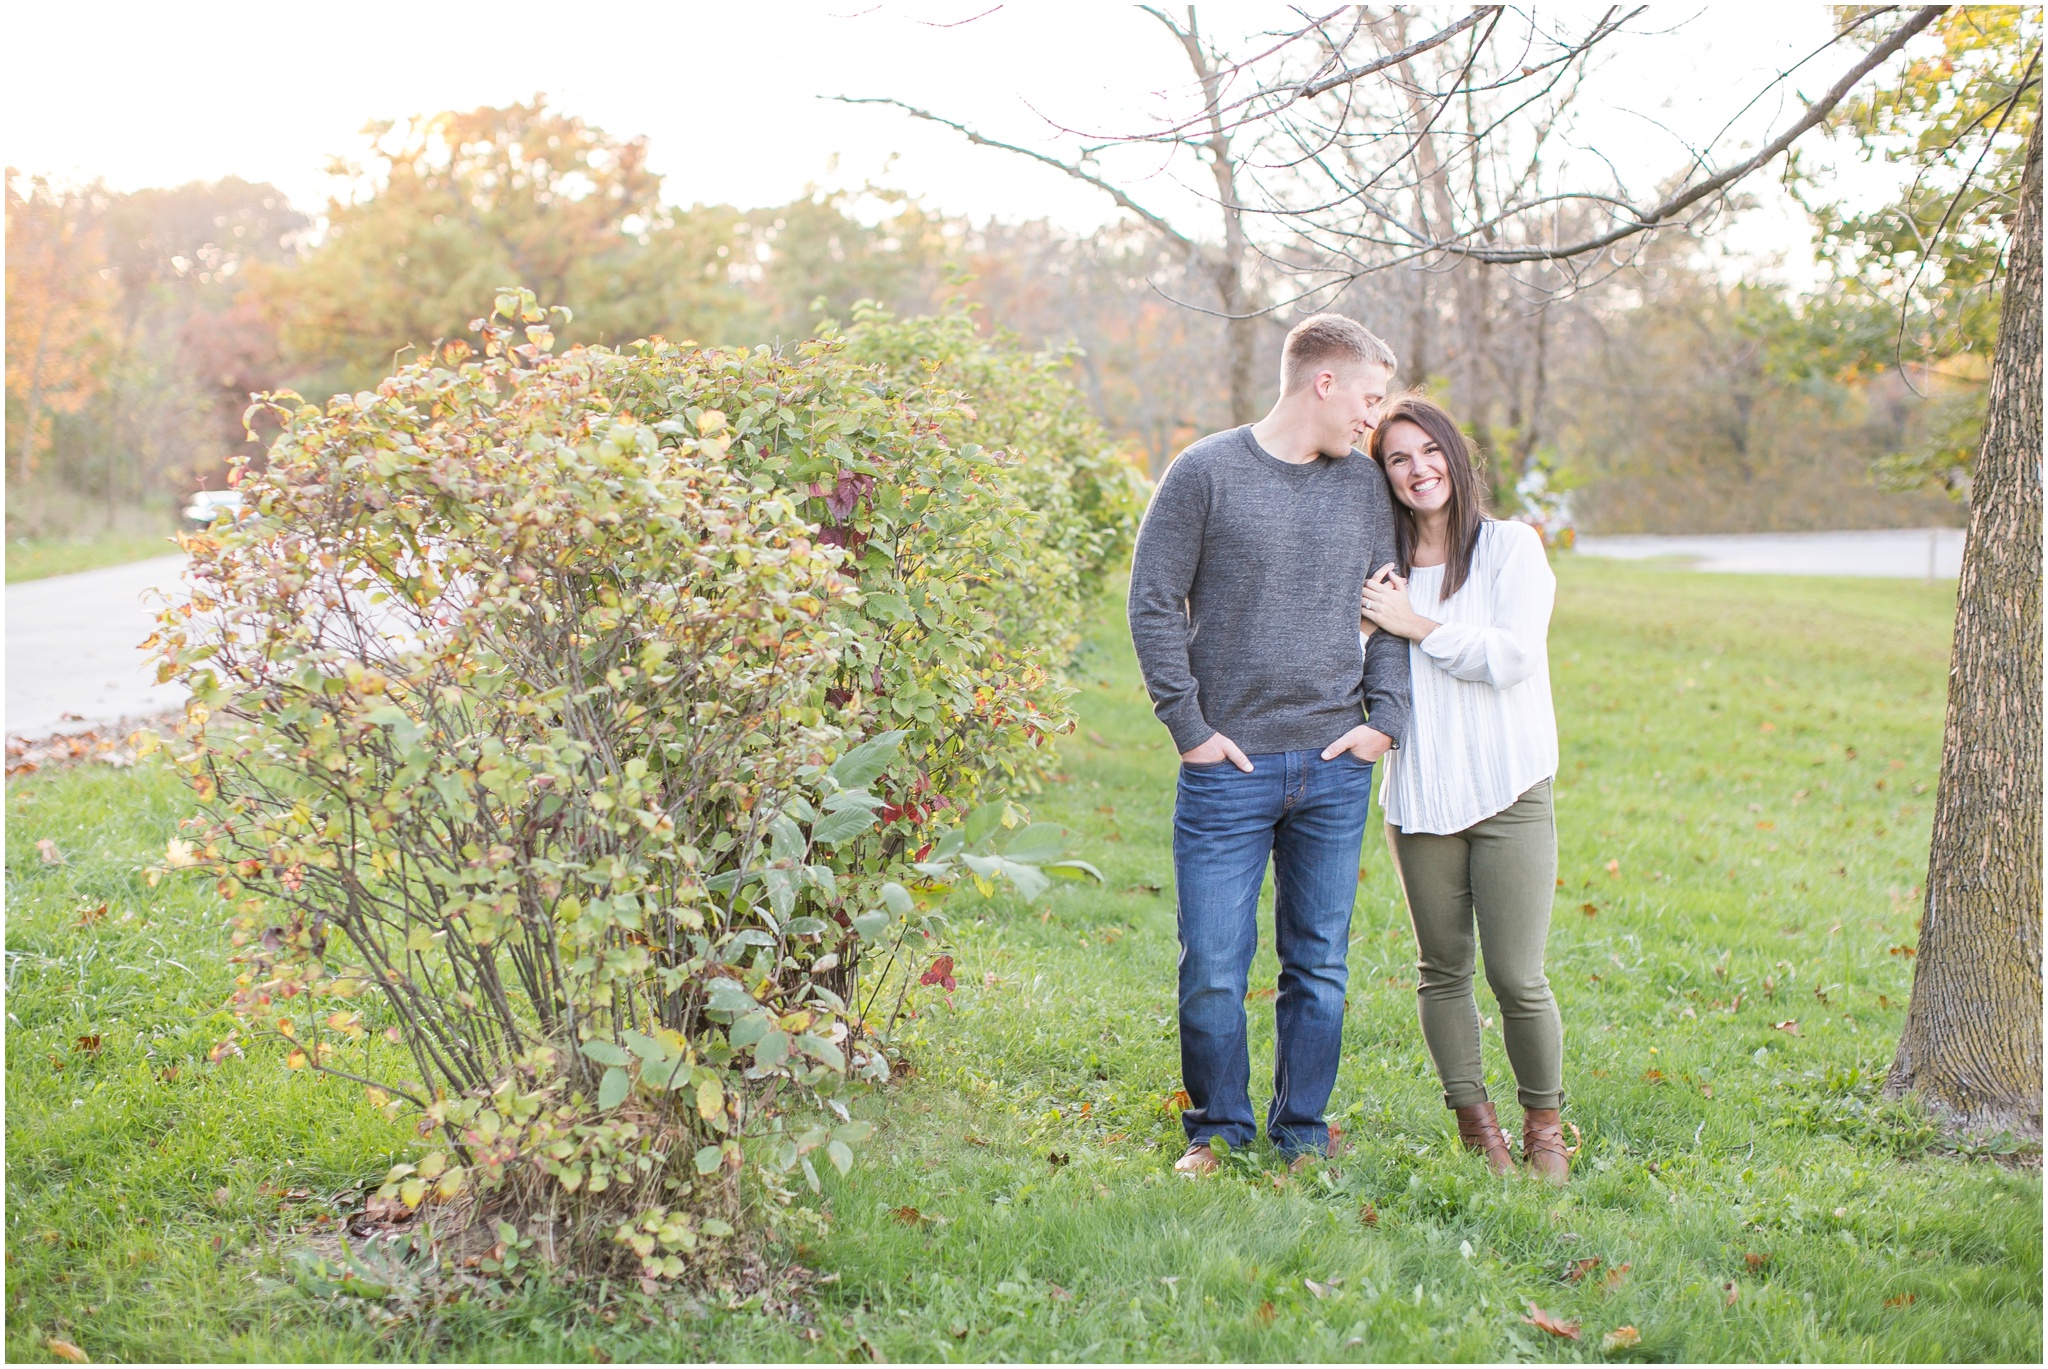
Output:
(1127, 313), (1568, 1184)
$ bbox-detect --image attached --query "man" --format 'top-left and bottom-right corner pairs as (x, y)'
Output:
(1127, 313), (1409, 1177)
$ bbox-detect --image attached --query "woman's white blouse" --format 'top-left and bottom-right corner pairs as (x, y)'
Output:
(1374, 519), (1559, 836)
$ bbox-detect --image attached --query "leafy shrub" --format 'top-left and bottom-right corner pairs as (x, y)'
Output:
(151, 290), (1103, 1287)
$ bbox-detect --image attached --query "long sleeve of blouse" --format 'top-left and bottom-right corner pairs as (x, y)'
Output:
(1415, 523), (1555, 689)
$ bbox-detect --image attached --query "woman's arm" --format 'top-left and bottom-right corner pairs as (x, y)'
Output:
(1414, 523), (1556, 689)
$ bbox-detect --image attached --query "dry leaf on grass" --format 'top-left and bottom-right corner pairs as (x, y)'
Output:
(1602, 1262), (1632, 1292)
(1723, 1281), (1741, 1307)
(1601, 1325), (1642, 1352)
(36, 838), (65, 864)
(47, 1338), (90, 1363)
(1523, 1303), (1582, 1340)
(1566, 1257), (1601, 1283)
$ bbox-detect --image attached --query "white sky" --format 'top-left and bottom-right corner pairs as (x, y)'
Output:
(4, 2), (1915, 288)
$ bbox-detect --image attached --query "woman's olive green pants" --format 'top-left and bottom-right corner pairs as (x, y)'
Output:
(1387, 780), (1563, 1111)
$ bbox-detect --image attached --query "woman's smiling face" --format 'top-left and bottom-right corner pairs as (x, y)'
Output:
(1377, 418), (1451, 513)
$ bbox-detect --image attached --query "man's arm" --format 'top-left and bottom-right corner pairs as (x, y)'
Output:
(1360, 473), (1412, 745)
(1126, 457), (1213, 753)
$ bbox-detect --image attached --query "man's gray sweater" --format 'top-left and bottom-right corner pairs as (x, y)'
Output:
(1127, 425), (1411, 756)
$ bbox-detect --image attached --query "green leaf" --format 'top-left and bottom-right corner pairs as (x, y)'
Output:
(1045, 859), (1106, 883)
(851, 910), (891, 941)
(1000, 858), (1051, 902)
(580, 1040), (632, 1068)
(755, 1029), (792, 1069)
(785, 916), (830, 938)
(768, 814), (807, 864)
(963, 802), (1007, 846)
(861, 592), (912, 623)
(620, 1030), (672, 1067)
(879, 881), (914, 916)
(764, 866), (796, 921)
(832, 1120), (875, 1144)
(729, 1010), (774, 1048)
(827, 1139), (854, 1175)
(822, 790), (888, 813)
(811, 806), (877, 845)
(694, 1145), (723, 1175)
(705, 978), (757, 1019)
(829, 729), (909, 789)
(597, 1066), (630, 1110)
(1000, 822), (1066, 863)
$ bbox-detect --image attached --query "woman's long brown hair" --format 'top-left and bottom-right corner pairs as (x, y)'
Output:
(1367, 394), (1489, 599)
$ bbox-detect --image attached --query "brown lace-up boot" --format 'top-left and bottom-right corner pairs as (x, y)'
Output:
(1522, 1107), (1570, 1185)
(1453, 1100), (1516, 1175)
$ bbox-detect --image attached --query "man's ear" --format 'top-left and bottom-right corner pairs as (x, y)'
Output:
(1313, 369), (1336, 400)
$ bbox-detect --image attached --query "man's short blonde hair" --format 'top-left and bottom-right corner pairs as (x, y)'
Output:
(1280, 313), (1397, 393)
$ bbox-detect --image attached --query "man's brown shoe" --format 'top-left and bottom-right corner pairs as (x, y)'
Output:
(1454, 1100), (1516, 1176)
(1522, 1108), (1570, 1185)
(1173, 1143), (1221, 1178)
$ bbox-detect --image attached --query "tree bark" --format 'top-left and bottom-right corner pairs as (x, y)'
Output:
(1884, 117), (2043, 1140)
(1170, 7), (1260, 424)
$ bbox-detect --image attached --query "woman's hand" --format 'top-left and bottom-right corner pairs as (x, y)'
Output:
(1360, 564), (1438, 642)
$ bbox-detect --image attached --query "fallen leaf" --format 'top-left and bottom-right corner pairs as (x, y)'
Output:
(1744, 1252), (1770, 1271)
(1086, 730), (1109, 746)
(1722, 1281), (1740, 1307)
(1581, 902), (1599, 917)
(1304, 1278), (1330, 1299)
(1774, 1020), (1800, 1036)
(1246, 987), (1276, 1001)
(1601, 1262), (1631, 1292)
(1255, 1300), (1276, 1325)
(1524, 1302), (1582, 1340)
(1604, 859), (1620, 877)
(1358, 1202), (1379, 1227)
(1641, 1068), (1665, 1083)
(1889, 945), (1917, 959)
(1164, 1088), (1192, 1113)
(1602, 1325), (1642, 1352)
(74, 1035), (103, 1056)
(1884, 1292), (1916, 1308)
(890, 1206), (928, 1226)
(1121, 883), (1162, 895)
(1050, 1283), (1071, 1301)
(76, 903), (108, 926)
(1046, 1151), (1070, 1167)
(47, 1338), (89, 1363)
(158, 1067), (178, 1083)
(1700, 1084), (1714, 1098)
(1566, 1257), (1601, 1283)
(36, 839), (66, 865)
(965, 1133), (990, 1147)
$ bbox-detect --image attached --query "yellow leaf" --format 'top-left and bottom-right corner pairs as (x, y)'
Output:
(399, 1177), (428, 1207)
(405, 926), (436, 954)
(417, 1151), (447, 1180)
(696, 1073), (724, 1122)
(47, 1338), (89, 1363)
(1602, 1326), (1642, 1352)
(435, 1167), (466, 1201)
(286, 1050), (308, 1070)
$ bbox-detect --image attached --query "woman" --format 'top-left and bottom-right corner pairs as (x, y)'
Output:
(1358, 395), (1568, 1183)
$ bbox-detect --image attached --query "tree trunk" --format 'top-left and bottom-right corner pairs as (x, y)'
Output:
(1884, 117), (2042, 1140)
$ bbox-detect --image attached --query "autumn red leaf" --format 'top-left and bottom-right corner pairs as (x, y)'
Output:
(1744, 1252), (1770, 1271)
(918, 955), (957, 991)
(890, 1205), (928, 1226)
(1601, 1262), (1632, 1292)
(1523, 1302), (1581, 1340)
(1358, 1202), (1379, 1227)
(73, 1034), (103, 1056)
(1566, 1256), (1601, 1283)
(1884, 1292), (1916, 1308)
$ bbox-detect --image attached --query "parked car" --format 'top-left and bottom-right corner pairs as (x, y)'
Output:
(182, 489), (245, 525)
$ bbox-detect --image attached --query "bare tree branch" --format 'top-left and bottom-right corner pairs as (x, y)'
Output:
(826, 95), (1199, 255)
(1445, 5), (1947, 263)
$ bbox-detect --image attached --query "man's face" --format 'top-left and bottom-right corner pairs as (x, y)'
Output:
(1313, 362), (1392, 456)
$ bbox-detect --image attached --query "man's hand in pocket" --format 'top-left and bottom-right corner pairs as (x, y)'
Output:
(1181, 732), (1255, 772)
(1320, 726), (1392, 763)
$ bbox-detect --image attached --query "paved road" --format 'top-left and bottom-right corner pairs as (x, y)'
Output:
(6, 555), (191, 740)
(1574, 527), (1964, 579)
(1, 527), (1970, 741)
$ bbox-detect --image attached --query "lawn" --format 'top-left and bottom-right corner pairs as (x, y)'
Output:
(6, 559), (2039, 1363)
(6, 532), (182, 584)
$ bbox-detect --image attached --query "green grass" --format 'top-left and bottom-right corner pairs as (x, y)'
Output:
(7, 561), (2038, 1362)
(6, 532), (182, 583)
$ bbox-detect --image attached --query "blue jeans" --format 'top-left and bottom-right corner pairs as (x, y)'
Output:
(1174, 748), (1375, 1156)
